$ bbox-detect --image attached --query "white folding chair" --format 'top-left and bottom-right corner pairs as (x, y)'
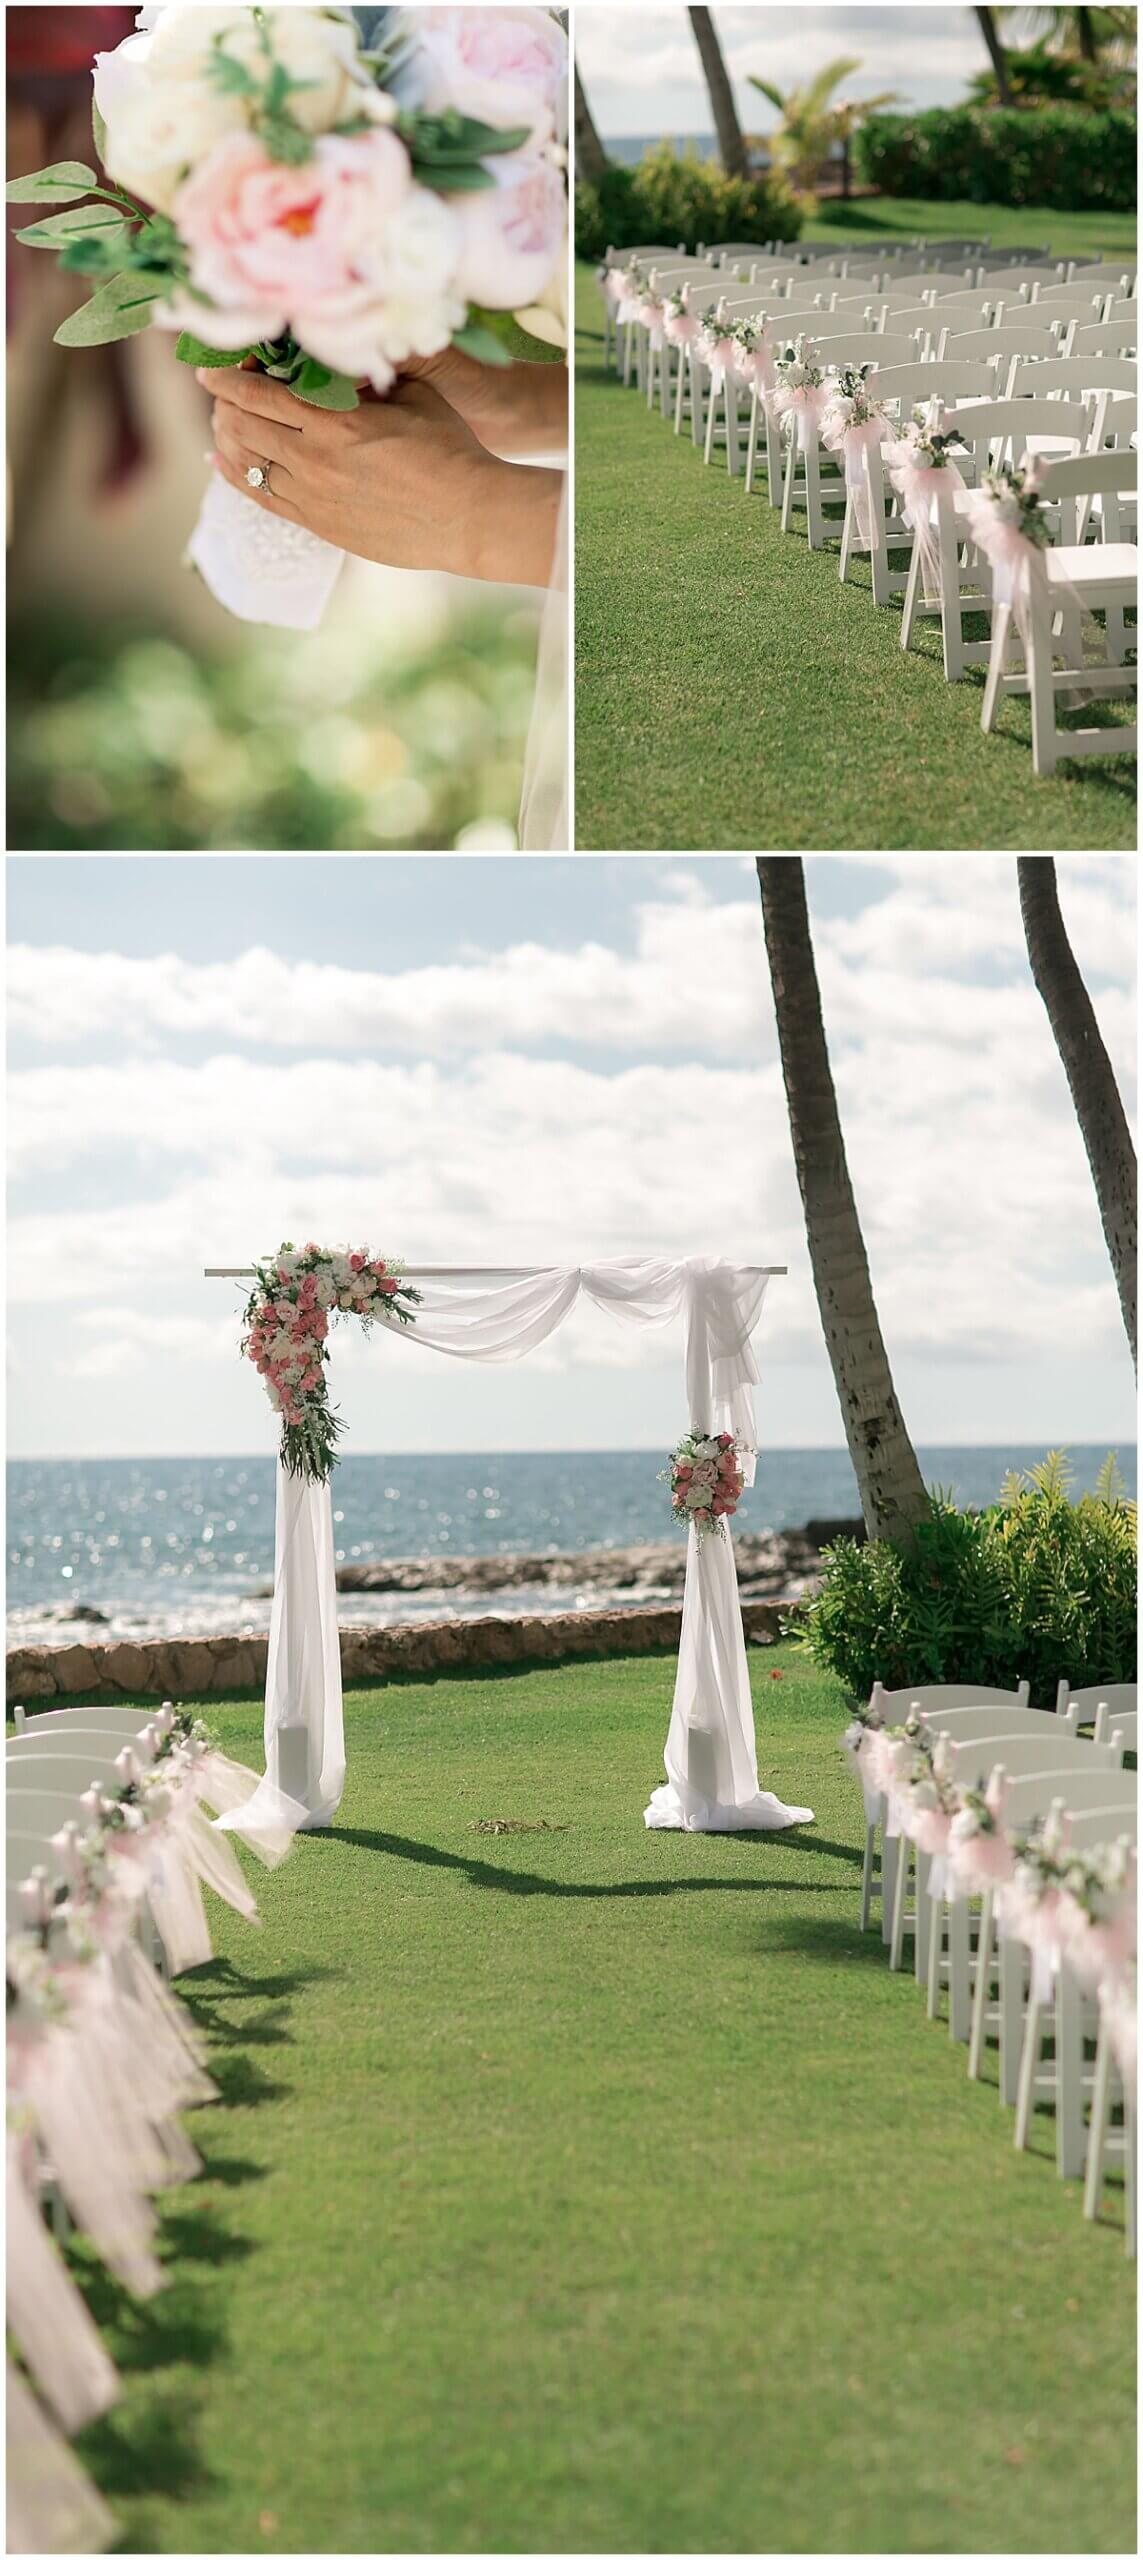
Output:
(1005, 353), (1135, 405)
(780, 330), (919, 549)
(965, 1764), (1135, 2099)
(857, 1681), (1031, 1942)
(1062, 313), (1139, 363)
(10, 1703), (161, 1737)
(1058, 1681), (1138, 1734)
(842, 358), (1002, 604)
(979, 447), (1138, 776)
(741, 308), (839, 499)
(1084, 1994), (1136, 2256)
(901, 396), (1088, 683)
(890, 1726), (1120, 1984)
(1015, 1811), (1138, 2176)
(935, 321), (1057, 365)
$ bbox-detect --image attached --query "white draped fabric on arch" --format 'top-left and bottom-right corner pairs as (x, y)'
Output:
(206, 1257), (814, 1840)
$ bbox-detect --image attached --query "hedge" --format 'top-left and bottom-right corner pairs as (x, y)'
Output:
(856, 104), (1137, 214)
(575, 142), (802, 265)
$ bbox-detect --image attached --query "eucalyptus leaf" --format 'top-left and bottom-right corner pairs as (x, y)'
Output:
(255, 113), (316, 165)
(451, 322), (514, 367)
(5, 161), (100, 204)
(14, 204), (125, 250)
(54, 272), (158, 347)
(175, 331), (261, 368)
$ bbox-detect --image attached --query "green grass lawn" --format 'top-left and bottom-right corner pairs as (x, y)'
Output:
(53, 1646), (1135, 2554)
(802, 197), (1138, 262)
(574, 217), (1137, 852)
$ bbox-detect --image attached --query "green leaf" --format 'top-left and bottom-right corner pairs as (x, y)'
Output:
(254, 113), (316, 166)
(5, 161), (100, 204)
(13, 203), (125, 250)
(207, 47), (258, 96)
(288, 361), (360, 410)
(412, 160), (496, 193)
(451, 322), (514, 366)
(58, 233), (122, 277)
(53, 272), (158, 347)
(399, 113), (531, 164)
(174, 331), (260, 369)
(92, 98), (108, 166)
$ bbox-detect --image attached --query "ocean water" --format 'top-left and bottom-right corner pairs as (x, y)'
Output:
(7, 1446), (1134, 1648)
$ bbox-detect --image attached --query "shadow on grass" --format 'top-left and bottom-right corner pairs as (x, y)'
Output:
(72, 1956), (325, 2531)
(311, 1825), (863, 1899)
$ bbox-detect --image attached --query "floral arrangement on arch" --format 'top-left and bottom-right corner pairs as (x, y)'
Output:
(662, 1430), (745, 1543)
(6, 6), (569, 405)
(243, 1241), (421, 1481)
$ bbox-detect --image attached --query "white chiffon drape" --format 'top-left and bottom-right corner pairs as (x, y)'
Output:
(230, 1259), (813, 1838)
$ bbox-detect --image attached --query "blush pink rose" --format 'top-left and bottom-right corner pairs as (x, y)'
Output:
(450, 151), (565, 312)
(169, 128), (415, 360)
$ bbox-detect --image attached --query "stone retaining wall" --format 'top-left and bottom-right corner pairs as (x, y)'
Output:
(6, 1599), (795, 1705)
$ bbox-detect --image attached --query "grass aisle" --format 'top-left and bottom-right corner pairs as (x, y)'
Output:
(574, 245), (1137, 852)
(71, 1647), (1134, 2554)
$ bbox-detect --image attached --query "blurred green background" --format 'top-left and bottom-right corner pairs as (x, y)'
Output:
(8, 597), (542, 852)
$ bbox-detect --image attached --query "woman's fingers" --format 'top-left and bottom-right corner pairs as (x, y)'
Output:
(198, 366), (307, 432)
(212, 400), (299, 475)
(210, 445), (302, 522)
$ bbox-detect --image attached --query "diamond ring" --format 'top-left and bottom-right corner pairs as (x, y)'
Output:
(246, 461), (271, 493)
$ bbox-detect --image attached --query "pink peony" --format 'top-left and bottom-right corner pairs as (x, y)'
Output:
(396, 7), (567, 146)
(168, 128), (449, 381)
(450, 150), (565, 312)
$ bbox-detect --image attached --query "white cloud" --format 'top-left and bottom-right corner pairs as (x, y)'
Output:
(574, 3), (986, 136)
(7, 858), (1135, 1452)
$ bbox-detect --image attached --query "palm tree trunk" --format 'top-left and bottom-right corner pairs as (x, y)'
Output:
(687, 6), (748, 178)
(574, 62), (610, 184)
(757, 859), (930, 1541)
(1075, 8), (1099, 63)
(1017, 857), (1137, 1370)
(975, 5), (1014, 103)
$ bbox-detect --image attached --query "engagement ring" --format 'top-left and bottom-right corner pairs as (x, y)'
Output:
(247, 462), (271, 493)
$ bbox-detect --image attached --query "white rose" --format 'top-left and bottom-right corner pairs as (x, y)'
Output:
(992, 491), (1023, 529)
(147, 5), (369, 133)
(513, 215), (568, 350)
(93, 38), (246, 213)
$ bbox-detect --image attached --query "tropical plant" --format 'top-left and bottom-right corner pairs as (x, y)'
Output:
(747, 58), (899, 197)
(688, 6), (749, 177)
(1017, 858), (1137, 1372)
(756, 858), (929, 1543)
(968, 33), (1134, 103)
(574, 144), (801, 263)
(800, 1452), (1137, 1707)
(975, 7), (1015, 106)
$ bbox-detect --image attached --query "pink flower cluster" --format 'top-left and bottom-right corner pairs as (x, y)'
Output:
(244, 1246), (401, 1430)
(667, 1431), (745, 1542)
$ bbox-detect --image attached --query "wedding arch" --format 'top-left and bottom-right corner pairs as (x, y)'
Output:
(205, 1257), (814, 1838)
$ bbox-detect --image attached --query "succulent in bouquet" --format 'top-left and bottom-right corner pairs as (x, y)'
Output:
(7, 6), (568, 622)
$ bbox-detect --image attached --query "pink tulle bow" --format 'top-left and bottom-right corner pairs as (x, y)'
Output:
(820, 412), (885, 549)
(883, 444), (966, 605)
(663, 307), (699, 346)
(772, 379), (829, 452)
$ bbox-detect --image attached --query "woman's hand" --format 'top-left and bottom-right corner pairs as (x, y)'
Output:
(203, 367), (562, 588)
(396, 348), (568, 458)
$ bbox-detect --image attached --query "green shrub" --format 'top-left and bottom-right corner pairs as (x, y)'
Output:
(856, 104), (1137, 214)
(575, 142), (802, 264)
(799, 1453), (1137, 1708)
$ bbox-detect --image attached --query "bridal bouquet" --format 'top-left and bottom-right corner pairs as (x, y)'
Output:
(8, 5), (568, 624)
(662, 1431), (745, 1543)
(243, 1241), (421, 1481)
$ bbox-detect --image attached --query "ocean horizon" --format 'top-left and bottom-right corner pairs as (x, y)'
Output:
(7, 1444), (1134, 1649)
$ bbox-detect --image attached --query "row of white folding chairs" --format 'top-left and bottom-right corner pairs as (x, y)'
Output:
(7, 1706), (162, 1932)
(861, 1684), (1136, 2248)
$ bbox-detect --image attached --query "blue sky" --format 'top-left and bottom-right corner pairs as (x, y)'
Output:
(576, 3), (998, 137)
(7, 853), (1136, 1460)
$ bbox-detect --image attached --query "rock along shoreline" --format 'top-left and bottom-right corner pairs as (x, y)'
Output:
(6, 1520), (861, 1705)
